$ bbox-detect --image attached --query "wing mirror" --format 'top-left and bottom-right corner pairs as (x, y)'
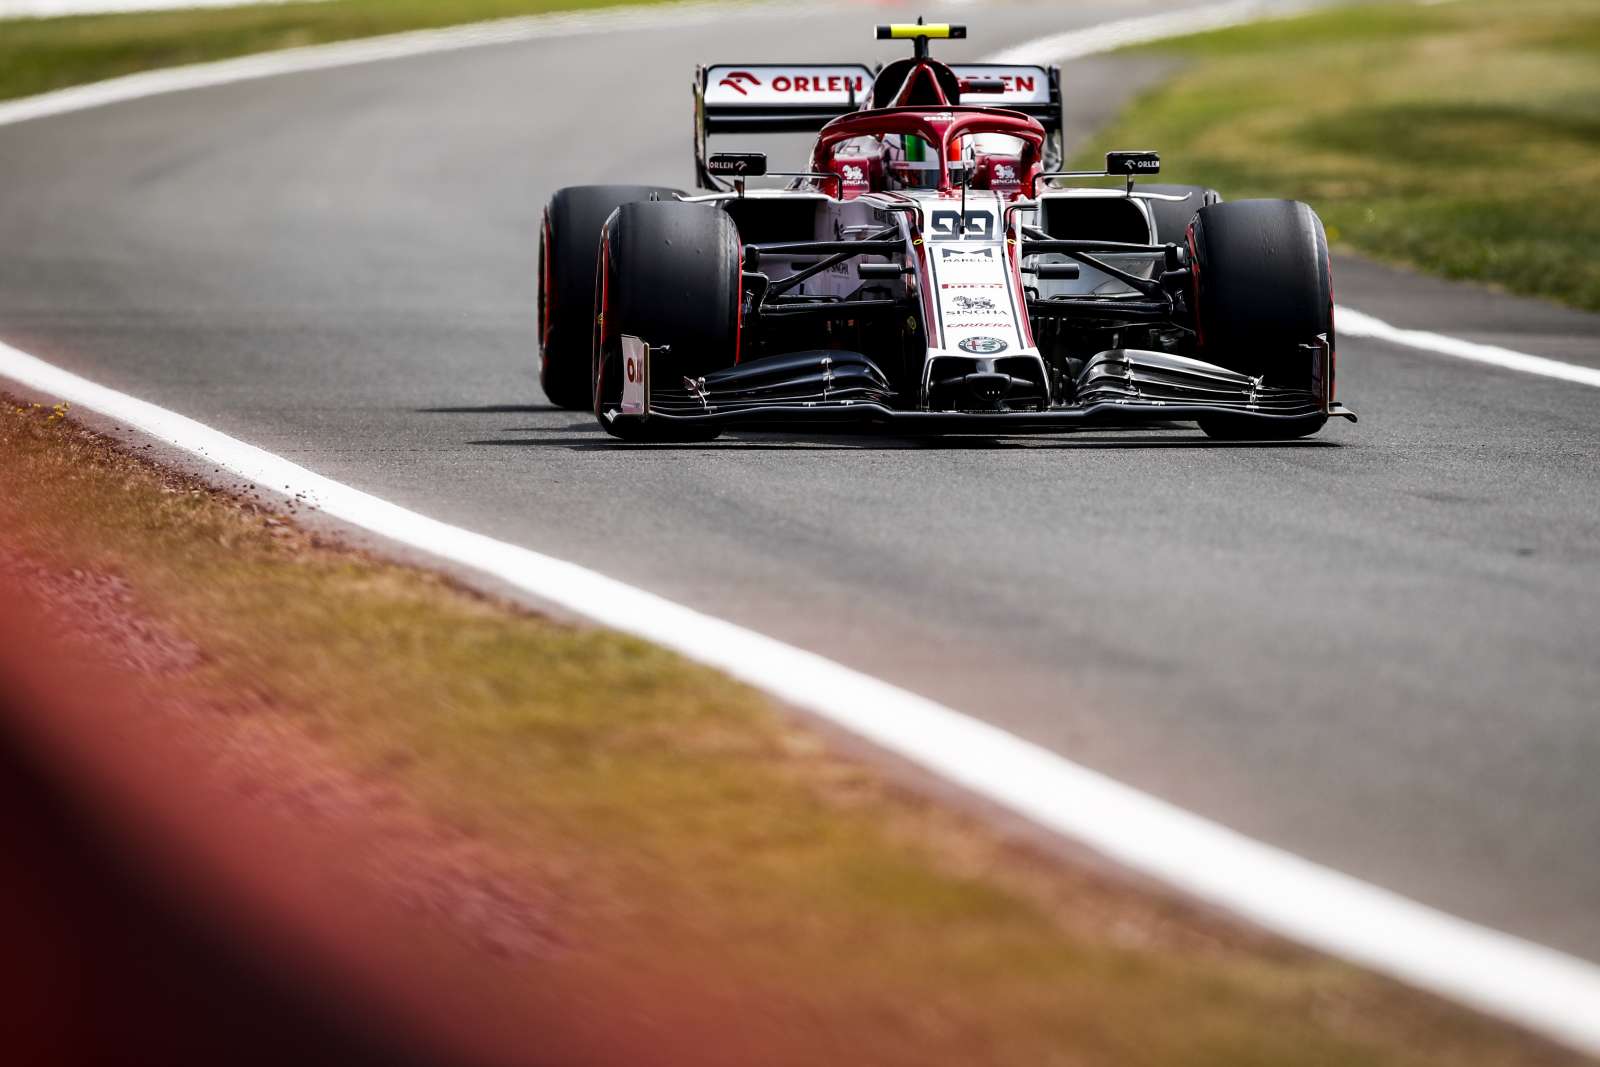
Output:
(707, 152), (768, 178)
(1105, 151), (1160, 193)
(1105, 150), (1160, 176)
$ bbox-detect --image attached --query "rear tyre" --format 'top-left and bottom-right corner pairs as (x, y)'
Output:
(539, 185), (680, 410)
(1188, 199), (1333, 441)
(593, 201), (742, 442)
(1139, 183), (1220, 244)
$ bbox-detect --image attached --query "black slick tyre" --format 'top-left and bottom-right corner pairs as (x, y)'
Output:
(593, 201), (742, 442)
(539, 185), (680, 410)
(1188, 198), (1333, 440)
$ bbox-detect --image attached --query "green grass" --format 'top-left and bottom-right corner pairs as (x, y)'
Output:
(0, 397), (1583, 1065)
(1078, 0), (1600, 311)
(0, 0), (680, 102)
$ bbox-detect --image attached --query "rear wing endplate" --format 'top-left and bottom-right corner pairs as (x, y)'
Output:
(694, 62), (1064, 189)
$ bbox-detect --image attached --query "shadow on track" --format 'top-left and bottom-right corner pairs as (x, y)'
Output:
(417, 404), (562, 414)
(433, 405), (1342, 451)
(464, 433), (1340, 452)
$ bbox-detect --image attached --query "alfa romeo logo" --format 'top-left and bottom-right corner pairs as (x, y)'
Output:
(957, 336), (1008, 355)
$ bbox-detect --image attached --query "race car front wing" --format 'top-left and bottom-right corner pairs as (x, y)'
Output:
(608, 336), (1357, 434)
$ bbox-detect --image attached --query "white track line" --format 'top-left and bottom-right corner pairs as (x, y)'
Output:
(984, 0), (1323, 64)
(1339, 307), (1600, 388)
(0, 0), (326, 19)
(4, 0), (1600, 1052)
(4, 336), (1600, 1053)
(3, 0), (1591, 388)
(982, 1), (1600, 392)
(0, 1), (807, 129)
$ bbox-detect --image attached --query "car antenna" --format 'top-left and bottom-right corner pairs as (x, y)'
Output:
(875, 16), (965, 59)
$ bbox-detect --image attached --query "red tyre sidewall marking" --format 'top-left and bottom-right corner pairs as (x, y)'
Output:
(593, 232), (613, 416)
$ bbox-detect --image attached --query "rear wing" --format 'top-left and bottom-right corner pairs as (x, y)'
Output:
(694, 62), (1064, 189)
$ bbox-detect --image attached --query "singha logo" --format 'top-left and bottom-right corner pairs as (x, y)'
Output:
(951, 295), (997, 312)
(992, 164), (1017, 183)
(842, 164), (865, 183)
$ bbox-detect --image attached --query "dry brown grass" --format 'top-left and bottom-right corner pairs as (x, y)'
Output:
(0, 395), (1583, 1065)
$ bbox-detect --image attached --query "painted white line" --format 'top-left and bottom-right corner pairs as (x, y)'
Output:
(0, 0), (1328, 131)
(4, 339), (1600, 1053)
(1339, 307), (1600, 389)
(0, 0), (327, 19)
(3, 0), (1600, 1050)
(6, 0), (1585, 390)
(0, 0), (802, 130)
(984, 4), (1600, 393)
(8, 0), (1589, 390)
(983, 0), (1323, 65)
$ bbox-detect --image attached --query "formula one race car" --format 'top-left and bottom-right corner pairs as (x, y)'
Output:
(536, 20), (1356, 441)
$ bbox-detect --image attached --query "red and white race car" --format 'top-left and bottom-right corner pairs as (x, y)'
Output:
(537, 21), (1355, 441)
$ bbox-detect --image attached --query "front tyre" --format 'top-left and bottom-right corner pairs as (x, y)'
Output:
(1188, 199), (1333, 441)
(593, 201), (742, 442)
(539, 185), (680, 410)
(1139, 183), (1221, 245)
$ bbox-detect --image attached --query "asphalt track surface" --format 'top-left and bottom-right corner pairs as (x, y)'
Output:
(2, 0), (1598, 963)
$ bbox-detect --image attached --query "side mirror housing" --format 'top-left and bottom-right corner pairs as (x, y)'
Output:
(707, 152), (768, 178)
(1105, 150), (1160, 176)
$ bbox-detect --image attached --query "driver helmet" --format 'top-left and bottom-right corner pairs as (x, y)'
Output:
(884, 134), (974, 191)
